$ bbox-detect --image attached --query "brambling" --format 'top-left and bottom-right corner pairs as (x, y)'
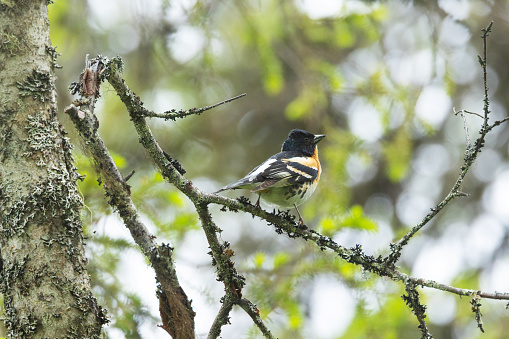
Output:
(215, 129), (325, 225)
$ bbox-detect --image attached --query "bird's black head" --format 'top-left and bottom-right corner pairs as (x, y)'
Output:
(281, 129), (326, 156)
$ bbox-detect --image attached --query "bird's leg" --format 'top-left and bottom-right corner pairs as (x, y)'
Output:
(255, 194), (261, 209)
(251, 195), (262, 219)
(294, 204), (304, 225)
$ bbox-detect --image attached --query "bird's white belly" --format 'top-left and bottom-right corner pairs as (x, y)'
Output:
(260, 182), (316, 208)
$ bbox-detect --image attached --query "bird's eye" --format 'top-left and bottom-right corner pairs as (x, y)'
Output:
(304, 137), (310, 142)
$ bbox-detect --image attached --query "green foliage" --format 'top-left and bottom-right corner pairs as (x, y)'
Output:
(257, 36), (284, 96)
(318, 205), (377, 237)
(252, 252), (266, 269)
(0, 0), (15, 8)
(271, 251), (290, 269)
(342, 205), (377, 230)
(239, 3), (285, 96)
(244, 245), (366, 337)
(304, 129), (358, 219)
(340, 295), (421, 338)
(382, 127), (412, 182)
(310, 59), (345, 92)
(285, 85), (327, 120)
(87, 237), (155, 337)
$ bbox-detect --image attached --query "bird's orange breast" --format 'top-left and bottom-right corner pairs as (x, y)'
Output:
(311, 146), (321, 181)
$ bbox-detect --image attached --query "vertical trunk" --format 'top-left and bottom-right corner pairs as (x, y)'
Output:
(0, 1), (107, 337)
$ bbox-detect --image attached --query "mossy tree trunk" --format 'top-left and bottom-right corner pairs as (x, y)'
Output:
(0, 1), (107, 337)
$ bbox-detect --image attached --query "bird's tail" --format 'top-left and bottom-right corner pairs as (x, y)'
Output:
(213, 178), (252, 194)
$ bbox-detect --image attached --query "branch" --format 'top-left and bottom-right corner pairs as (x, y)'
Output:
(453, 108), (484, 119)
(392, 270), (509, 301)
(485, 116), (509, 134)
(471, 295), (484, 333)
(480, 21), (493, 128)
(65, 62), (195, 338)
(100, 57), (275, 338)
(453, 108), (472, 148)
(207, 293), (235, 339)
(142, 93), (247, 120)
(238, 298), (275, 339)
(385, 22), (500, 265)
(103, 58), (246, 295)
(401, 282), (432, 339)
(213, 192), (509, 303)
(385, 189), (463, 265)
(195, 202), (245, 300)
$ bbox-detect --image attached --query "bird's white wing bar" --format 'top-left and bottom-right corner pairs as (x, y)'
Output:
(245, 158), (278, 181)
(214, 151), (318, 192)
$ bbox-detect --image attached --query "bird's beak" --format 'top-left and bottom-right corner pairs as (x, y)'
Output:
(313, 134), (326, 144)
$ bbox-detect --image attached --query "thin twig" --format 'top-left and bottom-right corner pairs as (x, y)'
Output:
(391, 270), (509, 301)
(485, 116), (509, 134)
(386, 22), (496, 265)
(471, 295), (485, 333)
(142, 93), (247, 120)
(456, 110), (472, 147)
(402, 283), (432, 339)
(385, 187), (464, 264)
(208, 294), (235, 339)
(124, 169), (135, 182)
(238, 299), (275, 339)
(65, 60), (196, 338)
(453, 108), (484, 119)
(480, 22), (493, 128)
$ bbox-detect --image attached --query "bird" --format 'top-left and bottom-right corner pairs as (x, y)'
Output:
(214, 129), (325, 225)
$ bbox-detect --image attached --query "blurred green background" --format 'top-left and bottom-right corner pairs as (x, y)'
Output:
(8, 1), (509, 338)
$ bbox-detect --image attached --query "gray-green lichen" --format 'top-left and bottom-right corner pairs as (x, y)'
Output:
(16, 68), (53, 103)
(45, 45), (62, 70)
(0, 32), (26, 55)
(1, 112), (85, 267)
(23, 112), (59, 166)
(0, 254), (36, 337)
(0, 0), (16, 9)
(0, 166), (84, 236)
(100, 55), (124, 80)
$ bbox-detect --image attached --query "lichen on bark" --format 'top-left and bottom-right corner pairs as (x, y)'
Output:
(0, 1), (108, 337)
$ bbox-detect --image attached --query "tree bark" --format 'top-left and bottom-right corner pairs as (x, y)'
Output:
(0, 1), (107, 337)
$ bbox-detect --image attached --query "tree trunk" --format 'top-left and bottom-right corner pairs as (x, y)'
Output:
(0, 1), (107, 337)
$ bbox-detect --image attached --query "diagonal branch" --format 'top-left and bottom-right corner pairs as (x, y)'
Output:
(485, 116), (509, 134)
(103, 58), (246, 296)
(237, 298), (275, 339)
(101, 57), (275, 338)
(207, 293), (235, 339)
(142, 93), (247, 120)
(401, 282), (432, 339)
(385, 22), (502, 265)
(65, 63), (195, 338)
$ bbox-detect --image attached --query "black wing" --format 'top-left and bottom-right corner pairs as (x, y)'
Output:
(215, 151), (319, 193)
